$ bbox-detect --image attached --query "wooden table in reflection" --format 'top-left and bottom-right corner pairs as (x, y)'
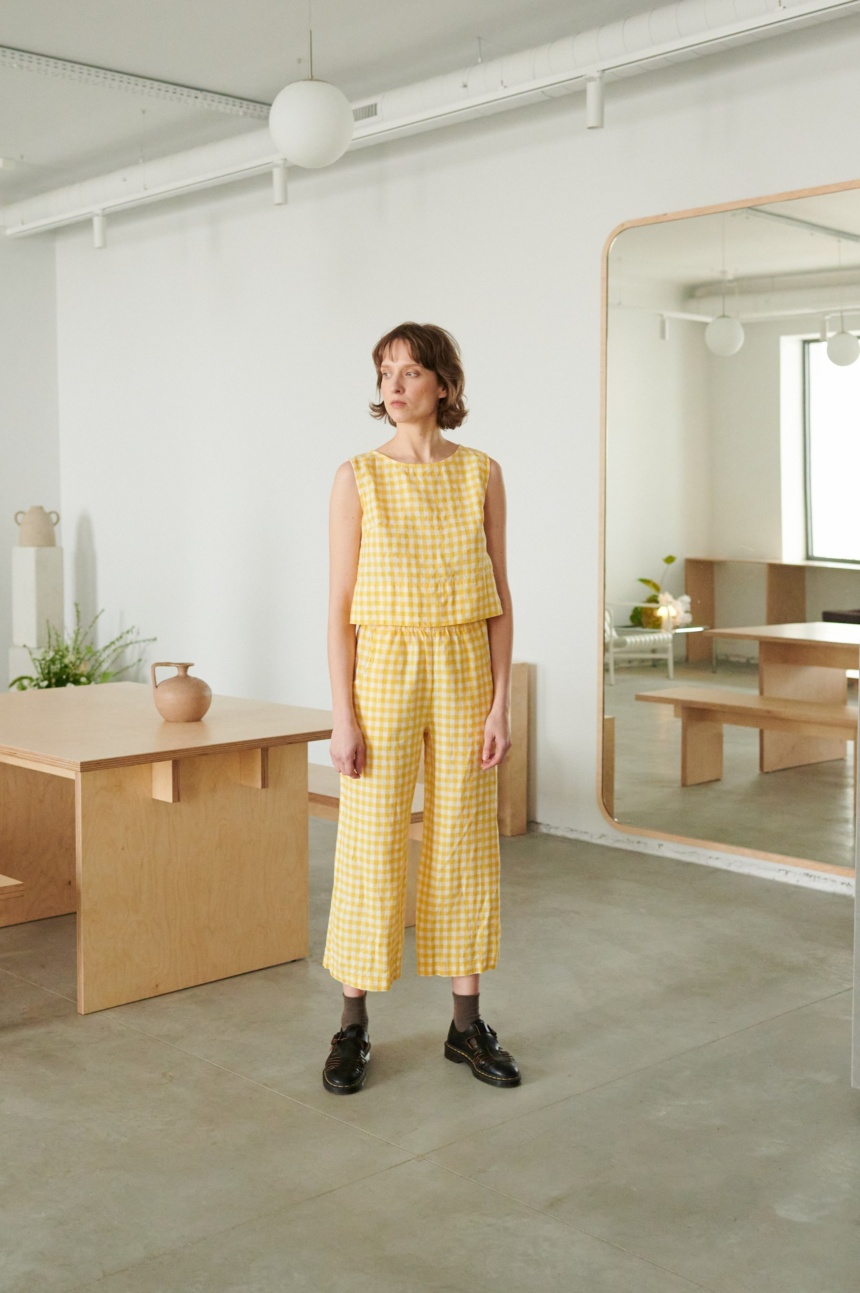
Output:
(0, 683), (332, 1014)
(704, 622), (860, 772)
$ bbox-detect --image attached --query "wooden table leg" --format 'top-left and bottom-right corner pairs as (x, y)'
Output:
(0, 762), (75, 928)
(681, 709), (723, 786)
(759, 643), (847, 772)
(75, 744), (309, 1014)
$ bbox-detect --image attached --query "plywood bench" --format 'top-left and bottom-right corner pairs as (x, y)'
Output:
(636, 685), (858, 786)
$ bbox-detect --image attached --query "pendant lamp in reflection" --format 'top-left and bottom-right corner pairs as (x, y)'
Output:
(705, 217), (744, 357)
(826, 329), (860, 366)
(705, 315), (745, 356)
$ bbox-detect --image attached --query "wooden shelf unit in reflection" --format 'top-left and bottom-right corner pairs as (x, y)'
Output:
(684, 557), (860, 664)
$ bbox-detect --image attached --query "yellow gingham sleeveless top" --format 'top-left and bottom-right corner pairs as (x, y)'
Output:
(349, 444), (503, 626)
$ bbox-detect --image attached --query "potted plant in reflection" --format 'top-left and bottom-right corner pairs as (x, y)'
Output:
(630, 556), (692, 630)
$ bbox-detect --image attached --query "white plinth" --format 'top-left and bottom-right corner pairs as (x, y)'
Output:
(12, 546), (64, 648)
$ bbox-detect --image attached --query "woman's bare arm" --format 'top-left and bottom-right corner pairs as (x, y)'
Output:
(328, 461), (366, 777)
(482, 458), (513, 770)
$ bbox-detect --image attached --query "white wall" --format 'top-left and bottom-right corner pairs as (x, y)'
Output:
(605, 308), (711, 614)
(51, 16), (860, 840)
(0, 236), (59, 672)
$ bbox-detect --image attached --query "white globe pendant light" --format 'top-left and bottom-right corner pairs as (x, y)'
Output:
(826, 329), (860, 366)
(268, 13), (353, 169)
(705, 218), (744, 357)
(705, 315), (745, 357)
(269, 78), (353, 169)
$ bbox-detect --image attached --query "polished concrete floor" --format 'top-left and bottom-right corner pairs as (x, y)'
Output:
(608, 660), (856, 871)
(1, 820), (858, 1292)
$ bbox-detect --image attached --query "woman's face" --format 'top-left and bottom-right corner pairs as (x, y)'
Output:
(379, 340), (445, 426)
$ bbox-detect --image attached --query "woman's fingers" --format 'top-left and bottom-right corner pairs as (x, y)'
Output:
(481, 731), (511, 769)
(330, 734), (366, 777)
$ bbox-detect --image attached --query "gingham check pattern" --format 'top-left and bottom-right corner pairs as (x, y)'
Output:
(323, 623), (500, 992)
(349, 446), (503, 627)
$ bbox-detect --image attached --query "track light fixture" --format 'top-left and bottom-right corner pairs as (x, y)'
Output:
(586, 73), (604, 129)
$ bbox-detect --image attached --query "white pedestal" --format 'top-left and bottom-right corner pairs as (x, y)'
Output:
(12, 546), (64, 648)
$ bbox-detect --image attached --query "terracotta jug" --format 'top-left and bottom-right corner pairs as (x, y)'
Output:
(151, 662), (212, 722)
(15, 506), (60, 546)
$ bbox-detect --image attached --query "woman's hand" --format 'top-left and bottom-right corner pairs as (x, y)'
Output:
(481, 708), (511, 770)
(330, 720), (366, 778)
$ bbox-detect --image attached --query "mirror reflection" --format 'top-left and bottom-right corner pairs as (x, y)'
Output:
(603, 185), (860, 874)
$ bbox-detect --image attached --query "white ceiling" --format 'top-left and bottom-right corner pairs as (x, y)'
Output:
(0, 0), (657, 203)
(610, 190), (860, 301)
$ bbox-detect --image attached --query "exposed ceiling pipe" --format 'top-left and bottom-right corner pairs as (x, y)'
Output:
(4, 0), (860, 238)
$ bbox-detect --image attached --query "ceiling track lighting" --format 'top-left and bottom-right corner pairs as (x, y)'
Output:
(272, 162), (288, 206)
(586, 73), (604, 129)
(0, 44), (268, 118)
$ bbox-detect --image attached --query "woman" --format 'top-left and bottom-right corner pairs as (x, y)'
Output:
(322, 321), (520, 1094)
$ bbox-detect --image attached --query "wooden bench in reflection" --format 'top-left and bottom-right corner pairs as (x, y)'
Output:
(636, 685), (858, 786)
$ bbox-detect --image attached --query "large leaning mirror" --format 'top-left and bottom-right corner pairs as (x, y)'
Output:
(601, 180), (860, 878)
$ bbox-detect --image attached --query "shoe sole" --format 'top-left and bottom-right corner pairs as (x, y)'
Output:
(444, 1041), (521, 1087)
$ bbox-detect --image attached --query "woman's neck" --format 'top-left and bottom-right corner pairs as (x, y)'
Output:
(380, 423), (457, 464)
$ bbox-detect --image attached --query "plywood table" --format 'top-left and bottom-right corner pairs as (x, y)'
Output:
(703, 622), (860, 772)
(0, 683), (332, 1014)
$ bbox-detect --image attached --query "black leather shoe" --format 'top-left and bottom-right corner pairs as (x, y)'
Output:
(322, 1024), (371, 1094)
(444, 1019), (521, 1088)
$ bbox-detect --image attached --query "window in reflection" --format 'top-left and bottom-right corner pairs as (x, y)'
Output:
(805, 337), (860, 562)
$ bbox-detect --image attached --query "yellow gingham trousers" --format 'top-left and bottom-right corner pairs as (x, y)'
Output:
(323, 621), (500, 992)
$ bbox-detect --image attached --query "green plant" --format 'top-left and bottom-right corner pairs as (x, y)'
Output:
(10, 605), (155, 690)
(630, 555), (676, 628)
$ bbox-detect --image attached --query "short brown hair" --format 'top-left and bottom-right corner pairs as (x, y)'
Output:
(369, 322), (468, 430)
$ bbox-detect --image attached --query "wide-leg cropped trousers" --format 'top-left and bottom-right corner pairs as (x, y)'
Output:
(323, 621), (500, 992)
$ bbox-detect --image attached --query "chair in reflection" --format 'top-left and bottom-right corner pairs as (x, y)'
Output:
(604, 608), (675, 685)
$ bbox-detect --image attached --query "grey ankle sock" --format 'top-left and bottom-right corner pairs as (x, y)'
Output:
(341, 992), (368, 1031)
(453, 993), (480, 1032)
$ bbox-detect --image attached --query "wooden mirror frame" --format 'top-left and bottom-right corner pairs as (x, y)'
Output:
(597, 175), (860, 882)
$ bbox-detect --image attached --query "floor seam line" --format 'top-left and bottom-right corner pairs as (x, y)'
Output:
(427, 1160), (718, 1291)
(64, 1159), (413, 1293)
(95, 1014), (419, 1157)
(0, 963), (77, 1003)
(422, 986), (854, 1152)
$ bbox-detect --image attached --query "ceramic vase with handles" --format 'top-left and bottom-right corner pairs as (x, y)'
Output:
(151, 662), (212, 722)
(15, 506), (60, 546)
